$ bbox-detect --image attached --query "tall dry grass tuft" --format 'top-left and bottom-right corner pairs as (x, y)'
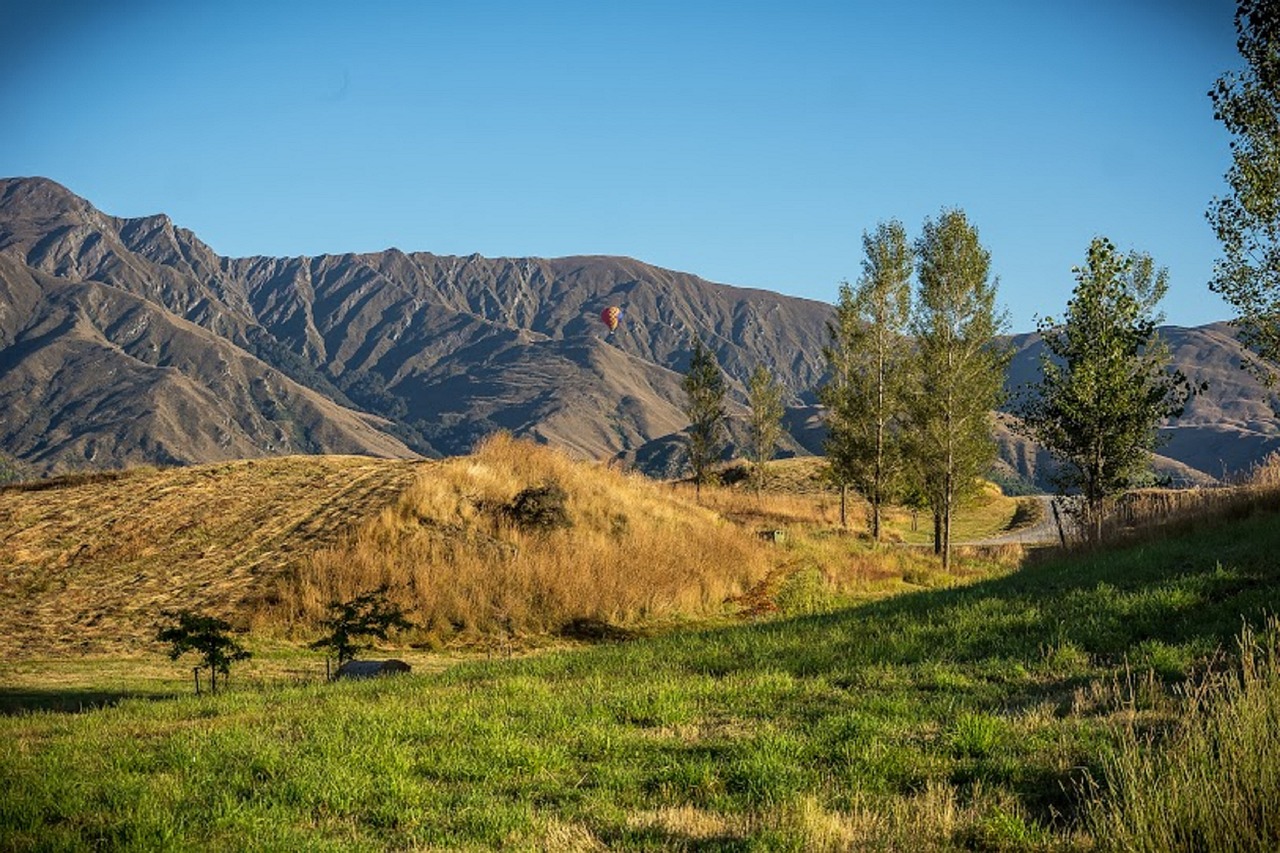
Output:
(1086, 617), (1280, 851)
(678, 481), (844, 529)
(1100, 452), (1280, 543)
(265, 434), (772, 643)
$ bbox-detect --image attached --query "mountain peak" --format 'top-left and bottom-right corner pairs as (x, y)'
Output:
(0, 176), (96, 219)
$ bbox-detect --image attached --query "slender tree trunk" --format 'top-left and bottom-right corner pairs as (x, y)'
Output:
(942, 476), (953, 572)
(873, 344), (885, 544)
(840, 484), (848, 529)
(933, 509), (942, 555)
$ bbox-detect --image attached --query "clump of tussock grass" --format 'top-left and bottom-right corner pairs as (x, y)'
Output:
(268, 434), (772, 644)
(1085, 617), (1280, 852)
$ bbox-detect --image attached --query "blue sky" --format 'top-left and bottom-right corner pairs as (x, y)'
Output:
(2, 0), (1239, 332)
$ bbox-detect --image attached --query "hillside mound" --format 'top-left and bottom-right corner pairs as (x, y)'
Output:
(0, 438), (773, 656)
(270, 433), (772, 644)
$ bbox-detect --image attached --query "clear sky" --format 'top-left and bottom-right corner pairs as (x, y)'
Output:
(1, 0), (1241, 332)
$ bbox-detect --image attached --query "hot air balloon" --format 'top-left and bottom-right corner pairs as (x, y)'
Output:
(600, 306), (623, 333)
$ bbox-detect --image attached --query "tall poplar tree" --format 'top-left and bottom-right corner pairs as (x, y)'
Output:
(819, 220), (914, 540)
(746, 364), (785, 494)
(682, 337), (727, 500)
(908, 209), (1008, 570)
(1020, 238), (1194, 543)
(1208, 0), (1280, 383)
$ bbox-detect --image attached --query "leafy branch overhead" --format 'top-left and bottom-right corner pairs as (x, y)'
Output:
(1209, 0), (1280, 384)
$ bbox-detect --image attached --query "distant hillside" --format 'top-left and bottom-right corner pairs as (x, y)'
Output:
(1, 176), (1277, 484)
(1002, 326), (1280, 487)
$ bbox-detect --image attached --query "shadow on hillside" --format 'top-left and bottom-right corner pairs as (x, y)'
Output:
(0, 688), (180, 716)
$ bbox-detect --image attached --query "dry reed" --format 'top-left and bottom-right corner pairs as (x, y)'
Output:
(266, 434), (772, 643)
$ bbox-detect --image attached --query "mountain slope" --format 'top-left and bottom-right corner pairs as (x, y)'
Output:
(1, 176), (1277, 484)
(0, 255), (416, 471)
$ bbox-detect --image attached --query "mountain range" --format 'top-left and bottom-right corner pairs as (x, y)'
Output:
(1, 176), (1276, 487)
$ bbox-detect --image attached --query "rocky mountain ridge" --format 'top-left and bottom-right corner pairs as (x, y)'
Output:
(1, 176), (1276, 485)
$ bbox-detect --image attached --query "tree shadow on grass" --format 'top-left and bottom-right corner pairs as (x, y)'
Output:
(0, 687), (181, 716)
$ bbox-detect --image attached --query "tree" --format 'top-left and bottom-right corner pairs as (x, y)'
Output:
(157, 610), (252, 695)
(682, 337), (728, 499)
(1208, 0), (1280, 384)
(746, 364), (785, 494)
(908, 209), (1008, 571)
(310, 586), (413, 667)
(1020, 238), (1194, 543)
(819, 220), (914, 540)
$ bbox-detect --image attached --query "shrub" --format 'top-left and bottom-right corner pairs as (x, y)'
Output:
(503, 482), (571, 532)
(156, 610), (251, 694)
(309, 586), (412, 666)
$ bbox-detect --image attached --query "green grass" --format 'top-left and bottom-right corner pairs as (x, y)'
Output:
(3, 511), (1280, 850)
(1085, 619), (1280, 852)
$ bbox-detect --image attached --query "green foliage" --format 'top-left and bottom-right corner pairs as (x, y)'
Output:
(745, 363), (785, 492)
(156, 610), (251, 694)
(820, 220), (914, 541)
(1208, 1), (1280, 383)
(309, 586), (413, 665)
(907, 209), (1009, 568)
(1020, 237), (1193, 542)
(774, 565), (831, 615)
(681, 337), (728, 497)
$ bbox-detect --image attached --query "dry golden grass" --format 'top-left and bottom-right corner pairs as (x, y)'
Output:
(700, 459), (1026, 547)
(0, 456), (423, 656)
(685, 462), (1026, 617)
(623, 785), (1048, 851)
(1101, 450), (1280, 541)
(681, 481), (844, 529)
(0, 442), (1031, 661)
(267, 434), (773, 643)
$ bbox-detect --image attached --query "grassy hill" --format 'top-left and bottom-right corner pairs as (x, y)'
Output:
(0, 438), (790, 658)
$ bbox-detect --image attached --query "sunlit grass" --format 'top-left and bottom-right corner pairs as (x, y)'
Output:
(4, 508), (1279, 849)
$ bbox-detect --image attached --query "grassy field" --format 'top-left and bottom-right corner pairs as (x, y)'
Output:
(699, 458), (1031, 547)
(4, 501), (1279, 849)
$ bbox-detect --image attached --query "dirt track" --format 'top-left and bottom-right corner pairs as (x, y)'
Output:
(963, 495), (1065, 546)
